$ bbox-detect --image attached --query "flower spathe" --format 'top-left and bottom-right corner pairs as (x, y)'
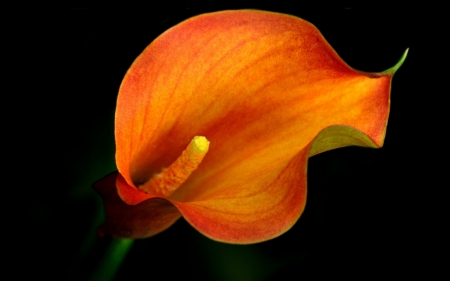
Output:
(94, 10), (406, 244)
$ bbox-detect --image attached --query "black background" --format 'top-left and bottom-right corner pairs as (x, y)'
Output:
(11, 4), (438, 280)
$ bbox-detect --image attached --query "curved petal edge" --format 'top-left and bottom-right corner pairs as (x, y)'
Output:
(93, 172), (181, 238)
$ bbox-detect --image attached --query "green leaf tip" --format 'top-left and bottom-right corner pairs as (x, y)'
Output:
(381, 48), (409, 75)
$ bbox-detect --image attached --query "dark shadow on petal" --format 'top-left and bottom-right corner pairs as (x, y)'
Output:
(93, 172), (182, 238)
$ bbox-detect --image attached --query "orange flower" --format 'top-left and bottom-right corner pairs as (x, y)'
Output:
(94, 10), (406, 244)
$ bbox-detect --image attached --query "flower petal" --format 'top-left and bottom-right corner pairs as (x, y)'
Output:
(173, 124), (389, 243)
(173, 145), (309, 243)
(94, 172), (181, 238)
(108, 10), (404, 242)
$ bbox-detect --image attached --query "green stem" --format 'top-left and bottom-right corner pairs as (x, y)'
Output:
(88, 238), (134, 281)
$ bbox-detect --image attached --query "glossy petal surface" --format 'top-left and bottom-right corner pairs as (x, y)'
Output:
(95, 10), (404, 243)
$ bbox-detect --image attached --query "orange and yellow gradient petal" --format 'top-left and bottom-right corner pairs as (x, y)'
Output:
(94, 10), (406, 243)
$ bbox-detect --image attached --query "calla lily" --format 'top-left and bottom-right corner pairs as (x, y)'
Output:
(94, 10), (406, 244)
